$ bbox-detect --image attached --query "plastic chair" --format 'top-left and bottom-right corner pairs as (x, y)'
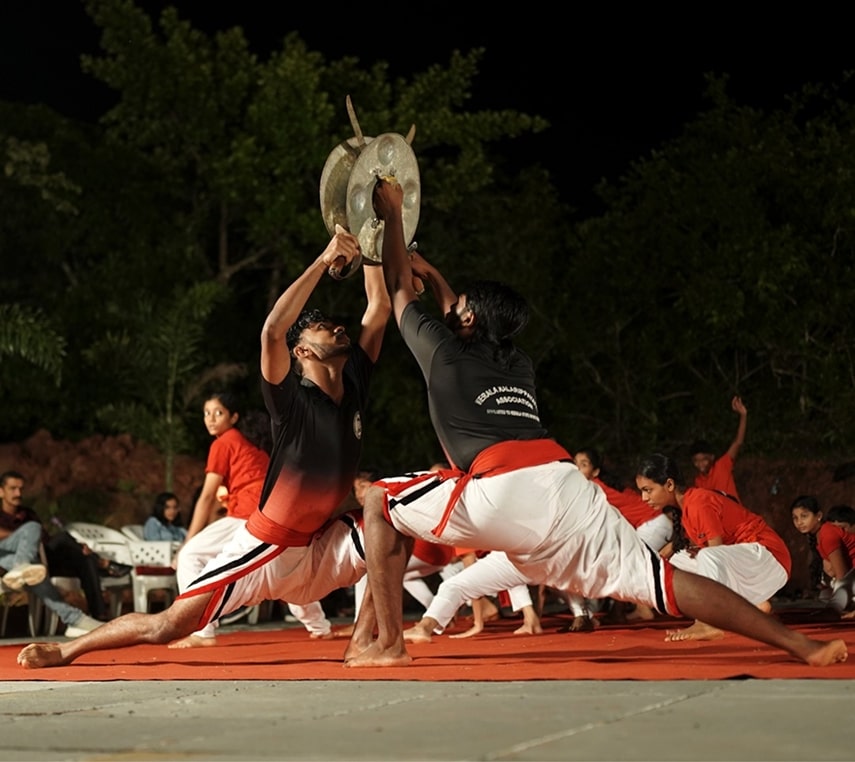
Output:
(66, 521), (163, 616)
(37, 543), (93, 636)
(122, 524), (182, 559)
(125, 539), (179, 612)
(0, 589), (41, 638)
(68, 522), (179, 613)
(67, 521), (133, 549)
(121, 524), (145, 541)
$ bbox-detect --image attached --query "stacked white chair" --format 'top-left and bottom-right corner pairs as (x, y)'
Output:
(67, 522), (178, 614)
(125, 538), (179, 613)
(121, 524), (145, 541)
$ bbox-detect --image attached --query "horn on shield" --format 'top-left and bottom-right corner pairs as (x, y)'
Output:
(319, 96), (420, 279)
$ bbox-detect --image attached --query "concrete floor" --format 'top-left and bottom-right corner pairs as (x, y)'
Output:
(2, 610), (854, 762)
(2, 677), (854, 761)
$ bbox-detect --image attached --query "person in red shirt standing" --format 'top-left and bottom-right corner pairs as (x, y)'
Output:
(636, 453), (791, 642)
(690, 396), (748, 502)
(791, 495), (855, 617)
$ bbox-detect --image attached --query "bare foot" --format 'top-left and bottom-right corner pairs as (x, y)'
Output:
(18, 643), (69, 669)
(450, 623), (484, 640)
(514, 620), (544, 635)
(403, 625), (434, 644)
(665, 620), (725, 642)
(333, 624), (355, 638)
(168, 634), (218, 649)
(757, 600), (773, 614)
(344, 640), (412, 668)
(559, 615), (597, 633)
(840, 609), (855, 620)
(310, 631), (334, 640)
(342, 636), (373, 662)
(804, 638), (848, 666)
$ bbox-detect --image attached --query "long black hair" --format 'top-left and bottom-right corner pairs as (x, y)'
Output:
(151, 491), (183, 527)
(207, 390), (272, 454)
(790, 494), (824, 592)
(636, 453), (689, 553)
(465, 280), (529, 367)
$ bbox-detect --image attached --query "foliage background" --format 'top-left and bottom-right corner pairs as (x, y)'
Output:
(2, 0), (855, 493)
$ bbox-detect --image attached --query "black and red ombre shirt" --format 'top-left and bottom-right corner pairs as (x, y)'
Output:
(248, 345), (372, 546)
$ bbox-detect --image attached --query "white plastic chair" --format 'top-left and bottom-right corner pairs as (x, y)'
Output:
(64, 522), (133, 622)
(67, 522), (177, 614)
(20, 541), (123, 637)
(125, 539), (179, 613)
(121, 524), (145, 541)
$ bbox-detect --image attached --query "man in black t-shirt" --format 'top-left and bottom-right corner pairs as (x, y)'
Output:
(18, 227), (392, 669)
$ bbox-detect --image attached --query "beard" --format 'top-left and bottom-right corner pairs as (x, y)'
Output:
(307, 338), (352, 361)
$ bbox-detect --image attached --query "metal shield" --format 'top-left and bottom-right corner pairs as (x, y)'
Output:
(319, 135), (371, 239)
(346, 133), (420, 263)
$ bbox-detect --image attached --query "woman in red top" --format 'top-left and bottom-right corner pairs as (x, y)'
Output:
(637, 453), (791, 642)
(183, 393), (270, 544)
(791, 495), (855, 616)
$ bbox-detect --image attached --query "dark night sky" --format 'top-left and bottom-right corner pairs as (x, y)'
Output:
(2, 2), (853, 211)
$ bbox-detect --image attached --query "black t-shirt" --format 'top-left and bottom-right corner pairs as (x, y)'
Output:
(400, 301), (548, 471)
(0, 505), (48, 546)
(247, 344), (373, 544)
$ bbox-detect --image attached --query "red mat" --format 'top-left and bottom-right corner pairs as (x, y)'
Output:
(2, 612), (854, 682)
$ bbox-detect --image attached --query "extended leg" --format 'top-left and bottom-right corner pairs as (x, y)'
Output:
(18, 592), (212, 669)
(671, 568), (847, 666)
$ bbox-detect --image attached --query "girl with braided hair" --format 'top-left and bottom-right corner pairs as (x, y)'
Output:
(636, 453), (791, 642)
(791, 495), (855, 617)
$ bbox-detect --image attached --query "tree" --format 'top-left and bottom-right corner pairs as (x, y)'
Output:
(84, 280), (233, 489)
(0, 304), (66, 383)
(80, 0), (548, 291)
(1, 0), (554, 477)
(560, 72), (855, 463)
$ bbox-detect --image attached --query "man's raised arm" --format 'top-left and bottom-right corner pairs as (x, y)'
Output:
(357, 261), (392, 364)
(261, 228), (361, 384)
(372, 179), (417, 326)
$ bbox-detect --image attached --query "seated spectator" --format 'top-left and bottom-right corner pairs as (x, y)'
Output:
(791, 495), (855, 616)
(0, 470), (103, 636)
(637, 454), (790, 642)
(144, 492), (188, 543)
(826, 504), (855, 535)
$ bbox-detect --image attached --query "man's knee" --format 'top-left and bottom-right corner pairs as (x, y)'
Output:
(13, 521), (42, 553)
(150, 598), (206, 642)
